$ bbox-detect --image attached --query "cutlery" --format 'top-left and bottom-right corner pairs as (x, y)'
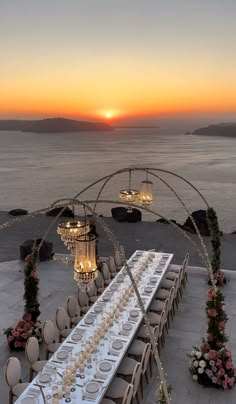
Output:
(51, 359), (63, 364)
(33, 383), (46, 388)
(67, 340), (77, 345)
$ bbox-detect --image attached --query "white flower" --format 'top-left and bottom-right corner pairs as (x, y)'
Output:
(198, 368), (204, 374)
(212, 366), (217, 372)
(193, 360), (199, 367)
(209, 360), (215, 366)
(212, 376), (217, 383)
(199, 360), (206, 368)
(196, 351), (202, 359)
(204, 353), (209, 360)
(193, 375), (198, 381)
(190, 350), (196, 357)
(205, 369), (213, 377)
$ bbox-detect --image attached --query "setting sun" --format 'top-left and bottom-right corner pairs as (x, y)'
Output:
(105, 113), (112, 119)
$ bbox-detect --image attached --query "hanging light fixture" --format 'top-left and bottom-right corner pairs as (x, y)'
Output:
(74, 233), (98, 286)
(139, 172), (153, 206)
(119, 170), (139, 210)
(57, 220), (90, 255)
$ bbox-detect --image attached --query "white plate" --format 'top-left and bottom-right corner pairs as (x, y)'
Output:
(111, 341), (123, 350)
(130, 310), (139, 318)
(155, 268), (162, 273)
(103, 293), (112, 301)
(94, 305), (103, 313)
(84, 317), (95, 325)
(71, 332), (82, 342)
(144, 287), (153, 294)
(20, 397), (39, 404)
(110, 283), (119, 291)
(84, 381), (100, 394)
(149, 277), (157, 284)
(38, 372), (54, 384)
(116, 276), (124, 283)
(56, 350), (69, 360)
(122, 323), (132, 331)
(98, 361), (112, 372)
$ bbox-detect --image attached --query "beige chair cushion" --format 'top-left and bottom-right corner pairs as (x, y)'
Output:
(72, 316), (81, 325)
(48, 342), (61, 353)
(101, 399), (116, 404)
(32, 360), (48, 373)
(106, 376), (129, 399)
(128, 339), (146, 357)
(61, 328), (71, 338)
(81, 306), (90, 314)
(12, 383), (29, 397)
(161, 279), (175, 289)
(148, 312), (161, 326)
(90, 296), (99, 304)
(150, 299), (165, 313)
(98, 287), (106, 294)
(156, 288), (170, 300)
(118, 356), (137, 376)
(169, 265), (181, 272)
(165, 271), (179, 280)
(137, 324), (154, 340)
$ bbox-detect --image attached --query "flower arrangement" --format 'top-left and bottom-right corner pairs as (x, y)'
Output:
(189, 347), (235, 389)
(4, 312), (42, 351)
(189, 287), (235, 389)
(207, 207), (226, 285)
(4, 245), (42, 351)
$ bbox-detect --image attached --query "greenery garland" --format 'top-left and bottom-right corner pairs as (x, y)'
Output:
(158, 383), (172, 403)
(207, 207), (226, 285)
(4, 243), (41, 350)
(23, 245), (40, 322)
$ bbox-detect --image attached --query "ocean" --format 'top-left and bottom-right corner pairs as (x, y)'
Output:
(0, 129), (235, 232)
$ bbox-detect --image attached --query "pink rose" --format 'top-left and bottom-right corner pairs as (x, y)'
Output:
(207, 290), (215, 300)
(222, 380), (228, 389)
(25, 255), (32, 263)
(31, 270), (38, 279)
(216, 359), (222, 367)
(208, 350), (217, 360)
(217, 368), (225, 377)
(13, 331), (20, 338)
(218, 321), (225, 331)
(228, 377), (235, 387)
(14, 341), (22, 348)
(225, 350), (232, 358)
(226, 361), (233, 370)
(16, 320), (25, 329)
(207, 333), (214, 342)
(217, 378), (222, 386)
(21, 333), (28, 339)
(208, 309), (218, 318)
(23, 312), (32, 322)
(8, 336), (14, 342)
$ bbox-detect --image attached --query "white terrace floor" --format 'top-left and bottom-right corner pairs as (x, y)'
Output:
(0, 259), (236, 404)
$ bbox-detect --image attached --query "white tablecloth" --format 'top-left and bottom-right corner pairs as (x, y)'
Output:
(16, 250), (172, 404)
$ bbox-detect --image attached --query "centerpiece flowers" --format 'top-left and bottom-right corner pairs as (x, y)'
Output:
(4, 246), (42, 351)
(189, 287), (236, 389)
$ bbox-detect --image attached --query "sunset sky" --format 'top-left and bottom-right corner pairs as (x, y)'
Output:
(1, 0), (236, 121)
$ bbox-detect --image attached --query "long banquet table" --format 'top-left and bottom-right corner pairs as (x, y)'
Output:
(16, 250), (173, 404)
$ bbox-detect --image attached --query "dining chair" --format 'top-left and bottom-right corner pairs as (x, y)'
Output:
(101, 399), (116, 404)
(87, 281), (99, 304)
(114, 248), (124, 270)
(107, 362), (140, 403)
(104, 383), (133, 404)
(4, 357), (29, 404)
(95, 271), (106, 294)
(55, 307), (72, 342)
(108, 256), (118, 278)
(78, 289), (90, 313)
(66, 295), (81, 327)
(25, 336), (47, 381)
(101, 262), (112, 286)
(42, 320), (61, 360)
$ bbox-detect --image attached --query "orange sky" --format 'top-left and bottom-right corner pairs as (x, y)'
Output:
(1, 1), (236, 121)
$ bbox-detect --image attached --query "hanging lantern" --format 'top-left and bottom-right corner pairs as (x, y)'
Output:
(57, 220), (90, 255)
(74, 234), (98, 286)
(139, 180), (153, 206)
(119, 170), (140, 209)
(119, 189), (140, 203)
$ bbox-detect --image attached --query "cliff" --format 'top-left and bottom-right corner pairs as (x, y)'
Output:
(0, 117), (113, 133)
(193, 123), (236, 137)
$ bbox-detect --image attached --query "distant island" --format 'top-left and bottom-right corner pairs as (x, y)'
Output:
(193, 123), (236, 137)
(0, 117), (113, 133)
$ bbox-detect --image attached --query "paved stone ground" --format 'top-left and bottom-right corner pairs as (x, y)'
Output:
(0, 259), (235, 403)
(0, 212), (235, 269)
